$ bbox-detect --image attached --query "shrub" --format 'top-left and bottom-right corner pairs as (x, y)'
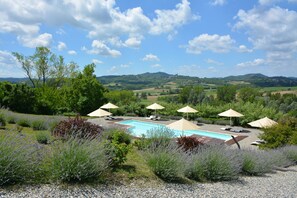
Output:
(185, 155), (205, 182)
(0, 113), (6, 128)
(145, 146), (185, 181)
(0, 134), (42, 185)
(240, 150), (274, 176)
(107, 128), (131, 145)
(52, 116), (103, 140)
(50, 137), (109, 182)
(134, 127), (175, 150)
(279, 145), (297, 164)
(186, 145), (241, 181)
(6, 116), (16, 124)
(31, 120), (47, 131)
(104, 128), (132, 167)
(267, 149), (292, 168)
(259, 117), (297, 148)
(17, 118), (30, 127)
(36, 131), (51, 144)
(176, 136), (204, 152)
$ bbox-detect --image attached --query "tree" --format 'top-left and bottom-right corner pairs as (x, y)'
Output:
(13, 47), (78, 88)
(237, 87), (260, 102)
(217, 85), (237, 103)
(105, 90), (137, 105)
(0, 82), (14, 108)
(179, 86), (205, 105)
(2, 83), (37, 113)
(67, 64), (106, 115)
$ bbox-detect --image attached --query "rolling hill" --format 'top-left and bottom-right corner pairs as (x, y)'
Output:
(1, 72), (297, 90)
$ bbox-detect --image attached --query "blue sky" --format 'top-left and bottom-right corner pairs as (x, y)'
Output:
(0, 0), (297, 78)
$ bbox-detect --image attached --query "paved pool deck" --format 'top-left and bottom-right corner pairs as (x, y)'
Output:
(88, 116), (263, 149)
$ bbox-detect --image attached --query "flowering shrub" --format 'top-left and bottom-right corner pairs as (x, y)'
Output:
(176, 136), (204, 151)
(52, 116), (103, 140)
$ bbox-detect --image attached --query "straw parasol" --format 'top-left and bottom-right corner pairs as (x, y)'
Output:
(248, 117), (278, 128)
(146, 103), (165, 116)
(218, 109), (244, 126)
(100, 102), (119, 112)
(167, 118), (200, 131)
(87, 108), (112, 117)
(177, 105), (198, 119)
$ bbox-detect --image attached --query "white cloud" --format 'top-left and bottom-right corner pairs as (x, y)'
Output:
(142, 54), (160, 61)
(68, 50), (77, 55)
(124, 37), (141, 48)
(57, 42), (67, 51)
(238, 45), (253, 53)
(234, 6), (297, 73)
(151, 64), (161, 68)
(17, 33), (52, 48)
(0, 50), (24, 77)
(92, 59), (103, 64)
(206, 59), (224, 66)
(236, 59), (266, 68)
(85, 40), (121, 57)
(234, 7), (297, 53)
(0, 0), (197, 49)
(186, 34), (235, 54)
(210, 0), (227, 6)
(150, 0), (199, 35)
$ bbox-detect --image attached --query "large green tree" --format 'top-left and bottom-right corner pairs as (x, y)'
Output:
(179, 86), (205, 105)
(216, 85), (237, 103)
(104, 90), (137, 105)
(67, 64), (106, 115)
(237, 87), (260, 102)
(0, 82), (36, 113)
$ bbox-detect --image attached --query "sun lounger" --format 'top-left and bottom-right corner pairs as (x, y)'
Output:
(221, 127), (232, 131)
(230, 128), (243, 133)
(146, 115), (160, 120)
(146, 115), (155, 120)
(105, 115), (116, 120)
(255, 139), (266, 144)
(251, 141), (261, 146)
(153, 116), (160, 121)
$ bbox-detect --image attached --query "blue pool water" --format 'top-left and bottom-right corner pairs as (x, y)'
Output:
(118, 120), (232, 141)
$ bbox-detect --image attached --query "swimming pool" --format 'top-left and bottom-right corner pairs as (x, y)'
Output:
(118, 120), (232, 141)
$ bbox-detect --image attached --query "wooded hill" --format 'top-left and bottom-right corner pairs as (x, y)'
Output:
(1, 72), (297, 90)
(98, 72), (297, 90)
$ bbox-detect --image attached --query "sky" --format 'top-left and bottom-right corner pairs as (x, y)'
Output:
(0, 0), (297, 78)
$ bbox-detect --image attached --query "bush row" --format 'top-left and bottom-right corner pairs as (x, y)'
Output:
(0, 109), (63, 131)
(144, 144), (297, 182)
(0, 128), (132, 186)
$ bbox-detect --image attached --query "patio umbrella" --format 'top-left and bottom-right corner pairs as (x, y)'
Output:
(87, 108), (112, 117)
(146, 103), (164, 116)
(177, 105), (198, 119)
(100, 102), (119, 112)
(167, 118), (200, 131)
(248, 117), (278, 128)
(218, 109), (244, 126)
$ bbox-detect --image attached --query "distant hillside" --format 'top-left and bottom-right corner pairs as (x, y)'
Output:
(1, 73), (297, 90)
(99, 72), (205, 90)
(224, 73), (297, 87)
(0, 78), (28, 83)
(98, 72), (297, 90)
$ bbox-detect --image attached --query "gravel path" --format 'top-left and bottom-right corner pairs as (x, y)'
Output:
(1, 166), (297, 198)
